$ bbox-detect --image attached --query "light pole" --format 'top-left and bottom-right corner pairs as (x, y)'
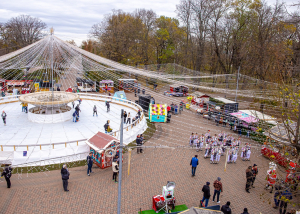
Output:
(117, 109), (124, 214)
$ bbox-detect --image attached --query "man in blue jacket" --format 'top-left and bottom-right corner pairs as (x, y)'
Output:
(190, 155), (199, 176)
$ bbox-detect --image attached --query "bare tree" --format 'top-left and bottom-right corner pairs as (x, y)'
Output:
(5, 15), (47, 48)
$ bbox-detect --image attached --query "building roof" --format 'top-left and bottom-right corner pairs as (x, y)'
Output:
(191, 92), (210, 98)
(86, 132), (119, 153)
(214, 97), (237, 104)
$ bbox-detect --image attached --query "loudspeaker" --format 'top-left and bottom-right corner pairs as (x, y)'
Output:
(138, 94), (151, 111)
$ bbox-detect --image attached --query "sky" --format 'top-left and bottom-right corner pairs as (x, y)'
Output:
(0, 0), (298, 46)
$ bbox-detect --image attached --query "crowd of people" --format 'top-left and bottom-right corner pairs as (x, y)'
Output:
(189, 130), (251, 164)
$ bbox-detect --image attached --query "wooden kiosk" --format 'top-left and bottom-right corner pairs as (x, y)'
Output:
(99, 80), (114, 93)
(85, 132), (121, 169)
(118, 79), (137, 92)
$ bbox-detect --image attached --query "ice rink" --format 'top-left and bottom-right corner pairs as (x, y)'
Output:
(0, 97), (147, 166)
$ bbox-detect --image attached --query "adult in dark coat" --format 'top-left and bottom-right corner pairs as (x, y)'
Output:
(61, 164), (70, 192)
(200, 182), (211, 207)
(241, 208), (249, 214)
(136, 134), (142, 154)
(221, 201), (232, 214)
(87, 152), (93, 176)
(1, 165), (12, 188)
(245, 166), (253, 193)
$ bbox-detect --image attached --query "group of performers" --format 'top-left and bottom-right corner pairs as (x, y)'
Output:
(189, 130), (251, 164)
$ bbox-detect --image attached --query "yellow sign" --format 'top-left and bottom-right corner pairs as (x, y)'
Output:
(40, 88), (50, 92)
(34, 83), (40, 92)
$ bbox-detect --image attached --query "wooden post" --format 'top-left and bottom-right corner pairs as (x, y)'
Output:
(27, 145), (28, 151)
(77, 141), (78, 146)
(40, 145), (41, 150)
(1, 145), (3, 151)
(128, 149), (132, 175)
(14, 145), (15, 151)
(53, 144), (54, 149)
(126, 127), (128, 131)
(65, 143), (67, 147)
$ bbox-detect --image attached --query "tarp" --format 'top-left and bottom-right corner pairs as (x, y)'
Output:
(240, 110), (276, 121)
(230, 111), (258, 123)
(113, 90), (127, 101)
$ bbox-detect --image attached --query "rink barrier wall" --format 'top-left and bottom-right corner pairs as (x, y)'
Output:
(0, 93), (147, 151)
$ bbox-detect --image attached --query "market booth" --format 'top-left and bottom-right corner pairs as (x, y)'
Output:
(85, 132), (121, 169)
(118, 79), (137, 92)
(164, 85), (189, 97)
(149, 103), (167, 122)
(212, 97), (238, 113)
(99, 80), (114, 93)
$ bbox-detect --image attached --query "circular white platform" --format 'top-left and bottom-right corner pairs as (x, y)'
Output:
(0, 95), (147, 166)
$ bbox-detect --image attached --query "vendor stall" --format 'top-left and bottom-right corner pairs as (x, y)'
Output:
(164, 85), (189, 97)
(149, 103), (167, 122)
(85, 132), (121, 169)
(118, 79), (137, 92)
(99, 80), (114, 93)
(211, 97), (238, 113)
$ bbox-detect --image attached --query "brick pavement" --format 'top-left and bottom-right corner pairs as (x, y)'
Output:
(0, 90), (292, 214)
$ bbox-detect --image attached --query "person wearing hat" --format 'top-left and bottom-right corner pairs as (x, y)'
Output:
(213, 177), (223, 203)
(221, 201), (232, 214)
(200, 182), (211, 207)
(252, 164), (258, 188)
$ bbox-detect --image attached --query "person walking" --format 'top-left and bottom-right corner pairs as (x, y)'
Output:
(72, 101), (75, 108)
(2, 110), (7, 125)
(221, 201), (232, 214)
(136, 134), (142, 154)
(279, 187), (292, 214)
(200, 182), (211, 207)
(190, 155), (199, 176)
(93, 105), (98, 116)
(245, 166), (253, 193)
(87, 152), (93, 176)
(75, 105), (81, 117)
(1, 165), (12, 188)
(106, 101), (110, 112)
(252, 164), (258, 188)
(112, 160), (119, 183)
(126, 112), (131, 124)
(212, 177), (223, 203)
(124, 111), (127, 124)
(61, 164), (70, 192)
(241, 208), (249, 214)
(72, 111), (77, 122)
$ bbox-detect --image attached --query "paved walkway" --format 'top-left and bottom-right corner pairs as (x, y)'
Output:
(0, 90), (286, 214)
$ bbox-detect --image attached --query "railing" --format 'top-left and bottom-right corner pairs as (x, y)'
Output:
(0, 92), (146, 150)
(78, 93), (145, 138)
